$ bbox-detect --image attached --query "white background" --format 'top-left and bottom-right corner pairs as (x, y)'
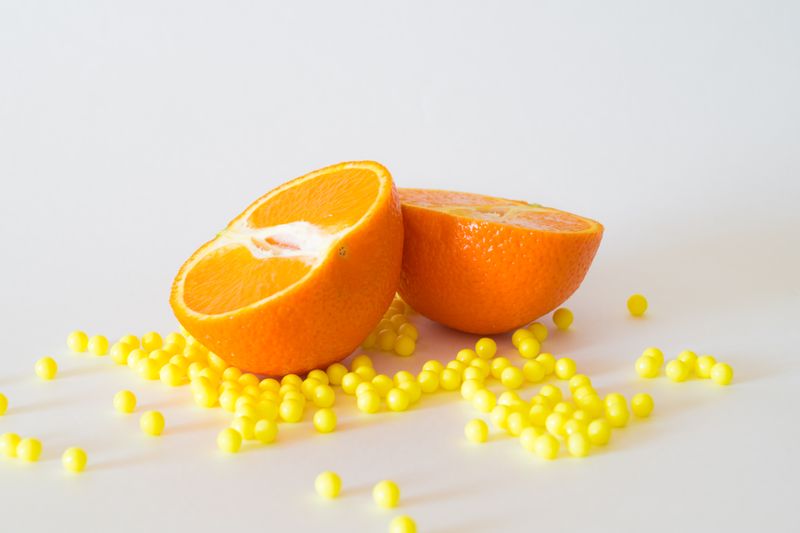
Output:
(1, 1), (799, 531)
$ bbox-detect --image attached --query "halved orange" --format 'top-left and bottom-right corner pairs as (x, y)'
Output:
(170, 161), (403, 375)
(398, 189), (603, 334)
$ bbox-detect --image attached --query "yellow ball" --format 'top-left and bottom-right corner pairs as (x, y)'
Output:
(361, 331), (377, 349)
(231, 416), (256, 440)
(34, 356), (58, 380)
(553, 401), (575, 418)
(399, 381), (422, 404)
(422, 360), (444, 374)
(627, 294), (648, 316)
(389, 516), (417, 533)
(126, 348), (147, 369)
(315, 471), (341, 499)
(696, 355), (717, 379)
(17, 437), (42, 462)
(0, 432), (20, 457)
(377, 329), (397, 351)
(313, 385), (336, 408)
(141, 331), (163, 352)
(439, 368), (462, 391)
(357, 389), (381, 414)
(417, 370), (439, 393)
(534, 434), (560, 460)
(710, 362), (733, 385)
(397, 322), (419, 341)
(0, 393), (7, 416)
(528, 404), (550, 427)
(62, 447), (87, 472)
(605, 404), (629, 428)
(519, 426), (542, 451)
(506, 412), (529, 437)
(341, 372), (362, 395)
(631, 393), (654, 418)
(635, 356), (660, 378)
(326, 363), (348, 386)
(110, 342), (133, 365)
(545, 412), (567, 437)
(136, 358), (161, 381)
(568, 374), (591, 392)
(512, 328), (535, 348)
(369, 374), (391, 397)
(491, 405), (511, 430)
(539, 384), (563, 403)
(677, 350), (697, 372)
(279, 399), (304, 423)
(387, 388), (410, 412)
(528, 322), (548, 342)
(255, 419), (278, 444)
(313, 408), (337, 433)
(373, 480), (400, 508)
(456, 348), (477, 364)
(194, 385), (219, 408)
(587, 419), (612, 445)
(472, 389), (496, 413)
(490, 356), (511, 379)
(350, 354), (373, 370)
(222, 366), (242, 382)
(393, 335), (416, 357)
(67, 330), (89, 353)
(665, 360), (690, 382)
(554, 358), (577, 380)
(535, 353), (556, 375)
(140, 411), (165, 436)
(642, 347), (664, 367)
(460, 379), (483, 401)
(522, 361), (546, 383)
(500, 366), (524, 389)
(88, 335), (109, 356)
(217, 428), (242, 453)
(160, 363), (185, 387)
(464, 419), (489, 443)
(113, 390), (137, 414)
(552, 307), (573, 330)
(355, 365), (376, 381)
(518, 337), (541, 359)
(393, 370), (415, 385)
(567, 432), (590, 458)
(475, 337), (497, 359)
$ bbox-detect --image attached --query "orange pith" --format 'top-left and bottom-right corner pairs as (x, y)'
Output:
(398, 189), (603, 335)
(171, 162), (403, 376)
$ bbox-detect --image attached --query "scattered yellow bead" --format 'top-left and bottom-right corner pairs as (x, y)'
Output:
(67, 330), (89, 353)
(136, 358), (161, 381)
(397, 322), (418, 341)
(587, 418), (611, 445)
(119, 334), (140, 349)
(110, 342), (133, 365)
(522, 360), (545, 383)
(519, 426), (543, 452)
(528, 404), (550, 427)
(217, 428), (242, 453)
(554, 358), (577, 380)
(393, 370), (415, 385)
(511, 328), (535, 348)
(141, 331), (163, 352)
(491, 405), (511, 430)
(545, 412), (567, 437)
(159, 363), (185, 387)
(313, 385), (336, 408)
(604, 393), (627, 408)
(568, 374), (591, 392)
(528, 322), (548, 342)
(627, 294), (648, 317)
(539, 384), (563, 403)
(279, 399), (304, 423)
(0, 432), (20, 457)
(377, 329), (397, 351)
(475, 337), (497, 359)
(149, 349), (170, 366)
(665, 359), (690, 382)
(642, 347), (664, 367)
(553, 402), (576, 417)
(464, 418), (488, 443)
(534, 433), (560, 460)
(313, 408), (337, 433)
(357, 389), (381, 414)
(506, 412), (529, 436)
(0, 393), (7, 416)
(631, 393), (654, 418)
(552, 307), (573, 330)
(472, 389), (496, 413)
(460, 379), (482, 401)
(567, 432), (590, 457)
(605, 404), (629, 428)
(351, 354), (373, 370)
(518, 337), (541, 359)
(113, 390), (137, 414)
(222, 367), (242, 382)
(386, 388), (410, 412)
(355, 365), (377, 381)
(341, 372), (362, 395)
(140, 411), (165, 436)
(389, 516), (417, 533)
(535, 353), (556, 375)
(696, 355), (717, 379)
(368, 374), (391, 397)
(490, 357), (510, 379)
(373, 480), (400, 508)
(126, 348), (147, 369)
(34, 356), (58, 380)
(231, 416), (255, 440)
(439, 368), (461, 391)
(417, 370), (439, 393)
(255, 419), (278, 444)
(194, 385), (219, 408)
(710, 362), (733, 385)
(422, 360), (444, 374)
(635, 355), (660, 378)
(315, 471), (341, 499)
(326, 363), (348, 386)
(399, 381), (421, 404)
(677, 350), (697, 372)
(62, 447), (88, 473)
(17, 437), (42, 462)
(456, 348), (477, 364)
(393, 335), (416, 357)
(500, 366), (524, 389)
(88, 335), (109, 356)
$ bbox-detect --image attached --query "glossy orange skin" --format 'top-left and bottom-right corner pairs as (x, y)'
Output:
(171, 162), (403, 376)
(398, 189), (603, 334)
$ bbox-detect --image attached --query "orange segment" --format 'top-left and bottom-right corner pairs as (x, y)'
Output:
(398, 189), (603, 334)
(171, 161), (403, 375)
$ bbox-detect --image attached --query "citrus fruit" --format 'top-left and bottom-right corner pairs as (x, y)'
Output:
(170, 161), (403, 375)
(397, 189), (602, 334)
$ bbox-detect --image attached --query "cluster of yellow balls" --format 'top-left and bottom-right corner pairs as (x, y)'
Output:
(0, 433), (43, 462)
(635, 347), (734, 385)
(360, 297), (419, 357)
(314, 472), (415, 532)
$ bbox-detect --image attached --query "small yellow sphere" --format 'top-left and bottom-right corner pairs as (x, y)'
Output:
(389, 516), (417, 533)
(313, 408), (337, 433)
(377, 329), (397, 351)
(222, 366), (242, 382)
(439, 368), (462, 391)
(88, 335), (109, 356)
(567, 432), (590, 458)
(0, 393), (7, 416)
(17, 437), (43, 462)
(521, 361), (544, 384)
(472, 389), (496, 413)
(313, 385), (336, 408)
(231, 416), (256, 440)
(456, 348), (477, 364)
(373, 480), (400, 508)
(528, 322), (548, 342)
(160, 363), (185, 387)
(631, 393), (654, 418)
(279, 399), (304, 423)
(217, 428), (242, 453)
(354, 365), (376, 381)
(528, 404), (550, 427)
(326, 363), (348, 386)
(605, 404), (630, 428)
(422, 360), (444, 374)
(386, 388), (410, 412)
(255, 419), (278, 444)
(534, 433), (560, 460)
(553, 401), (576, 417)
(475, 337), (497, 359)
(539, 384), (563, 403)
(464, 419), (489, 443)
(357, 389), (382, 414)
(136, 358), (161, 381)
(341, 372), (362, 395)
(552, 307), (573, 330)
(677, 350), (697, 372)
(519, 426), (543, 451)
(194, 385), (219, 408)
(512, 328), (535, 348)
(554, 358), (577, 380)
(642, 347), (664, 367)
(491, 405), (511, 430)
(140, 411), (165, 436)
(62, 447), (87, 472)
(710, 362), (734, 385)
(397, 322), (419, 341)
(34, 356), (58, 380)
(460, 379), (483, 401)
(627, 294), (648, 317)
(490, 356), (511, 379)
(350, 354), (373, 370)
(417, 370), (439, 393)
(545, 412), (567, 437)
(393, 335), (416, 357)
(315, 471), (342, 499)
(518, 337), (541, 359)
(500, 366), (524, 390)
(370, 374), (392, 397)
(141, 331), (163, 352)
(113, 390), (137, 414)
(587, 418), (612, 445)
(0, 432), (20, 457)
(696, 355), (717, 379)
(361, 331), (377, 349)
(665, 360), (690, 382)
(67, 330), (89, 353)
(110, 342), (133, 365)
(506, 412), (529, 437)
(398, 381), (422, 404)
(635, 356), (660, 378)
(535, 353), (556, 375)
(393, 370), (415, 385)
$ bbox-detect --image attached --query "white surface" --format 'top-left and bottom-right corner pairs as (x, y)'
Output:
(1, 1), (799, 531)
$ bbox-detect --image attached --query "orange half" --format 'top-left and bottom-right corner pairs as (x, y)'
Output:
(171, 161), (404, 375)
(398, 189), (603, 334)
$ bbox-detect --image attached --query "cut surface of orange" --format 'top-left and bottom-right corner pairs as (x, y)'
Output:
(171, 161), (403, 375)
(398, 189), (603, 335)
